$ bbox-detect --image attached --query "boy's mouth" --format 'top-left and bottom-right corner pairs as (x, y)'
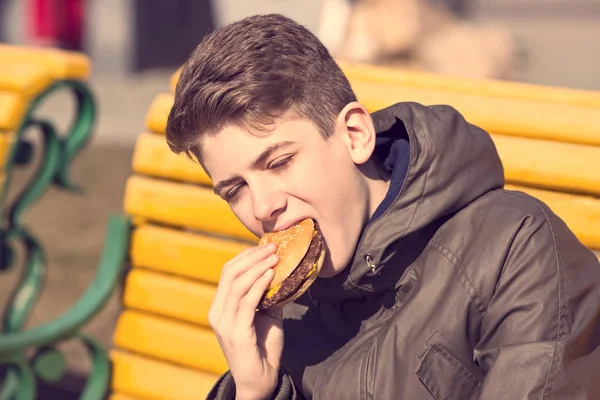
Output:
(269, 216), (315, 233)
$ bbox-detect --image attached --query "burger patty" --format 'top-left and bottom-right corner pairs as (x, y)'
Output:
(258, 228), (323, 310)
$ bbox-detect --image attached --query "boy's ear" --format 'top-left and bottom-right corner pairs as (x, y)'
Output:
(336, 102), (376, 165)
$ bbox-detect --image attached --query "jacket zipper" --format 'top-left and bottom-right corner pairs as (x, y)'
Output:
(364, 253), (383, 276)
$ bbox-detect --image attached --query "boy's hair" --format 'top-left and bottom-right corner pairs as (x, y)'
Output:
(166, 13), (357, 159)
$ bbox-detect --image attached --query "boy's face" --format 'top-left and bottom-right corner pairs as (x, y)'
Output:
(202, 108), (375, 278)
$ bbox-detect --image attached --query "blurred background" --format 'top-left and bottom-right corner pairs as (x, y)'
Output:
(1, 0), (599, 396)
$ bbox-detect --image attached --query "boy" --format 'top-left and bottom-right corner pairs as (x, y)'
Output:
(166, 14), (600, 400)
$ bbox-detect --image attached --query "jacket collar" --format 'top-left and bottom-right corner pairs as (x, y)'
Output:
(308, 102), (505, 303)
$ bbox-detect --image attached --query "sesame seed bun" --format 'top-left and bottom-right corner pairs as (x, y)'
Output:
(257, 218), (325, 310)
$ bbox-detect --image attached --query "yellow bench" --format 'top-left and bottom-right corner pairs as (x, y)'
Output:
(0, 45), (109, 400)
(0, 44), (94, 264)
(0, 44), (93, 208)
(109, 64), (600, 400)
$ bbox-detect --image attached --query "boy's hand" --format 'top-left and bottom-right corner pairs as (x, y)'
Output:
(208, 243), (284, 400)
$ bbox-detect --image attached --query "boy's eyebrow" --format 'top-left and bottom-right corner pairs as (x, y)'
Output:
(213, 140), (295, 196)
(250, 140), (295, 170)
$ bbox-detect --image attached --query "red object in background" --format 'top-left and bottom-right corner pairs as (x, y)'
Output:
(28, 0), (84, 50)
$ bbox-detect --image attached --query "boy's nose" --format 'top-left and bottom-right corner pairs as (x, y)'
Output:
(252, 189), (286, 222)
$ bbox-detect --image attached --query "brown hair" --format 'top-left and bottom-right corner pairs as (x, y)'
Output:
(165, 13), (357, 159)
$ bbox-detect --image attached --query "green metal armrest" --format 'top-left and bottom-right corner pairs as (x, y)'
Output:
(0, 215), (131, 400)
(1, 51), (116, 400)
(0, 215), (130, 355)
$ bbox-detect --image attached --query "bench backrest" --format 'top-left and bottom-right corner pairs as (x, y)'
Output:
(109, 64), (600, 399)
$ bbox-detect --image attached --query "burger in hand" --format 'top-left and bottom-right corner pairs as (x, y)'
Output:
(257, 218), (325, 311)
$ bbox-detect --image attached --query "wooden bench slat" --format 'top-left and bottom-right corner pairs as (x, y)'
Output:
(0, 64), (53, 98)
(146, 85), (600, 147)
(145, 94), (173, 134)
(0, 91), (27, 131)
(131, 224), (250, 282)
(171, 64), (600, 110)
(110, 350), (219, 400)
(352, 80), (600, 147)
(123, 268), (214, 326)
(124, 175), (256, 242)
(109, 394), (146, 400)
(494, 134), (600, 196)
(0, 45), (92, 131)
(114, 310), (226, 375)
(132, 133), (210, 185)
(506, 185), (600, 249)
(0, 44), (91, 80)
(124, 246), (600, 330)
(131, 130), (600, 197)
(339, 62), (600, 110)
(124, 175), (600, 250)
(169, 62), (600, 113)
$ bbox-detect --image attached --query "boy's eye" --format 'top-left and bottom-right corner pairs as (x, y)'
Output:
(268, 155), (294, 171)
(223, 155), (294, 204)
(225, 184), (244, 203)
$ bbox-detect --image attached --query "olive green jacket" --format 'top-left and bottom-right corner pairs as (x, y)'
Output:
(208, 102), (600, 400)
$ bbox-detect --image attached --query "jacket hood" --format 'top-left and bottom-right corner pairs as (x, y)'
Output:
(308, 102), (505, 303)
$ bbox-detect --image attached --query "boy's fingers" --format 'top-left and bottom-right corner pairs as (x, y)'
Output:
(220, 254), (278, 322)
(211, 244), (277, 321)
(237, 268), (276, 330)
(221, 244), (276, 282)
(222, 246), (255, 270)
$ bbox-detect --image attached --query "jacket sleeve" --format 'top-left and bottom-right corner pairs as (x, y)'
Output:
(206, 370), (306, 400)
(474, 202), (600, 399)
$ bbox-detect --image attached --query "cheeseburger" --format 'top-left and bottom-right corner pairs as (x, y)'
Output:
(257, 218), (325, 311)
